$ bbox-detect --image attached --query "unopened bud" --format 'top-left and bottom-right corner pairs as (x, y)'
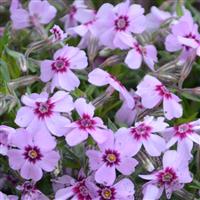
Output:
(87, 37), (99, 64)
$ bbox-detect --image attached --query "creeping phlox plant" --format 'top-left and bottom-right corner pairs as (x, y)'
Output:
(2, 0), (200, 199)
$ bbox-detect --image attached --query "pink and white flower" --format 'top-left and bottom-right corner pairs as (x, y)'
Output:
(61, 0), (95, 31)
(50, 25), (68, 43)
(15, 91), (73, 137)
(140, 150), (192, 199)
(55, 173), (98, 200)
(86, 131), (138, 186)
(163, 120), (200, 154)
(118, 33), (157, 70)
(40, 45), (88, 92)
(10, 0), (57, 30)
(117, 116), (168, 156)
(136, 75), (183, 120)
(65, 98), (108, 146)
(0, 125), (15, 156)
(8, 128), (60, 181)
(94, 178), (135, 200)
(96, 1), (146, 49)
(115, 89), (144, 126)
(88, 68), (135, 109)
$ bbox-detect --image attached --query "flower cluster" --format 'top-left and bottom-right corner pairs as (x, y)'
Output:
(1, 0), (200, 199)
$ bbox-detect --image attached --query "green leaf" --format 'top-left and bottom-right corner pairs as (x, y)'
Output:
(107, 118), (118, 131)
(0, 60), (10, 82)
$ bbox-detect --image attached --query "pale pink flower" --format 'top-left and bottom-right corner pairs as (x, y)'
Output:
(15, 91), (73, 137)
(118, 32), (157, 70)
(96, 1), (146, 49)
(165, 11), (200, 62)
(136, 75), (183, 120)
(0, 192), (18, 200)
(94, 178), (135, 200)
(163, 120), (200, 154)
(50, 25), (68, 43)
(65, 98), (108, 146)
(40, 45), (88, 92)
(17, 181), (49, 200)
(115, 89), (144, 126)
(55, 172), (98, 200)
(61, 0), (95, 31)
(10, 0), (57, 30)
(88, 68), (135, 109)
(0, 125), (15, 156)
(86, 131), (138, 186)
(117, 116), (168, 156)
(140, 150), (192, 199)
(8, 128), (60, 181)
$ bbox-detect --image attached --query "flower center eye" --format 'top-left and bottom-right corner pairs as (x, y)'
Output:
(106, 154), (116, 163)
(115, 16), (129, 30)
(162, 172), (173, 182)
(101, 188), (112, 199)
(77, 114), (96, 130)
(35, 100), (54, 119)
(79, 186), (89, 196)
(51, 57), (69, 73)
(178, 124), (189, 133)
(38, 103), (49, 113)
(155, 85), (172, 99)
(28, 150), (38, 159)
(103, 150), (120, 167)
(131, 123), (152, 140)
(55, 60), (65, 68)
(80, 119), (92, 128)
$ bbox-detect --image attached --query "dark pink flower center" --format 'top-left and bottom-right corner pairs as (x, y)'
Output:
(174, 123), (193, 139)
(130, 123), (152, 140)
(77, 114), (96, 130)
(51, 57), (69, 73)
(184, 33), (199, 50)
(155, 84), (172, 99)
(133, 43), (145, 55)
(34, 100), (54, 119)
(157, 167), (177, 185)
(102, 149), (120, 167)
(23, 146), (43, 164)
(20, 181), (36, 194)
(73, 181), (91, 200)
(51, 27), (62, 41)
(133, 95), (143, 109)
(99, 187), (116, 200)
(69, 5), (77, 17)
(0, 130), (8, 146)
(114, 16), (129, 31)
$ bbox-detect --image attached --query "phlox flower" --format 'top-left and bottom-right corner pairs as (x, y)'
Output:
(55, 172), (98, 200)
(86, 131), (138, 186)
(140, 150), (192, 199)
(117, 116), (168, 156)
(10, 0), (57, 30)
(17, 181), (49, 200)
(0, 192), (18, 200)
(94, 178), (135, 200)
(15, 91), (73, 137)
(65, 98), (108, 146)
(8, 128), (60, 181)
(0, 125), (15, 156)
(118, 32), (157, 70)
(163, 120), (200, 154)
(115, 89), (144, 126)
(61, 0), (95, 31)
(40, 45), (88, 92)
(165, 11), (200, 62)
(136, 75), (183, 120)
(96, 1), (146, 49)
(50, 25), (68, 43)
(88, 68), (135, 109)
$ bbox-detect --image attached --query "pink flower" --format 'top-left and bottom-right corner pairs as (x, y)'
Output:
(86, 131), (138, 186)
(118, 32), (157, 70)
(50, 25), (68, 43)
(17, 181), (49, 200)
(40, 45), (88, 92)
(115, 89), (144, 126)
(136, 75), (183, 120)
(0, 192), (18, 200)
(88, 68), (135, 109)
(163, 120), (200, 154)
(165, 11), (200, 62)
(8, 128), (60, 181)
(55, 173), (98, 200)
(65, 98), (108, 146)
(61, 0), (95, 31)
(15, 91), (73, 137)
(0, 125), (15, 156)
(96, 1), (146, 49)
(10, 0), (57, 30)
(140, 150), (192, 199)
(117, 116), (168, 156)
(94, 178), (135, 200)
